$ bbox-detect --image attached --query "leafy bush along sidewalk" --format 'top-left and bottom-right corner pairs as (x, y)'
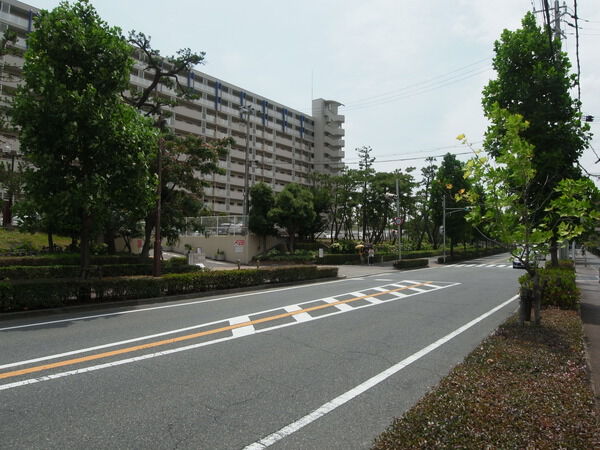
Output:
(373, 309), (598, 449)
(0, 265), (338, 313)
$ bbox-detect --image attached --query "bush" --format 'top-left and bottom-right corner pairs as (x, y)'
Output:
(437, 248), (508, 264)
(393, 259), (428, 269)
(0, 261), (202, 280)
(519, 266), (579, 310)
(0, 265), (338, 313)
(318, 253), (362, 265)
(0, 254), (147, 267)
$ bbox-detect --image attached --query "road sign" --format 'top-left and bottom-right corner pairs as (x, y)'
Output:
(393, 217), (404, 225)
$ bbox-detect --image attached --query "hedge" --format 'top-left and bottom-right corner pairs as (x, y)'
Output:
(0, 265), (338, 313)
(0, 262), (202, 280)
(393, 258), (428, 269)
(0, 254), (147, 267)
(437, 248), (509, 264)
(519, 265), (579, 310)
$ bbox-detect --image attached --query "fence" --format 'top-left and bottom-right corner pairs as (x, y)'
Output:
(182, 215), (248, 237)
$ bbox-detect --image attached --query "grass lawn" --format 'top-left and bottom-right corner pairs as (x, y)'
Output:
(0, 228), (70, 253)
(373, 308), (599, 449)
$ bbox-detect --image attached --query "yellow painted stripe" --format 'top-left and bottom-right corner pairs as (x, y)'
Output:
(0, 281), (432, 380)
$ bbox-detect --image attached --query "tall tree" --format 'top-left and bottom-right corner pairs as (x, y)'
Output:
(121, 31), (230, 260)
(268, 183), (315, 252)
(431, 153), (471, 256)
(12, 0), (157, 275)
(248, 182), (276, 251)
(357, 145), (375, 240)
(482, 12), (590, 265)
(413, 158), (438, 249)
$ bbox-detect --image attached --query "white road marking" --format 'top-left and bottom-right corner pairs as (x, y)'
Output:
(0, 278), (349, 332)
(374, 278), (393, 281)
(243, 294), (520, 450)
(497, 264), (507, 268)
(230, 316), (255, 337)
(324, 298), (353, 312)
(0, 281), (461, 389)
(284, 305), (312, 323)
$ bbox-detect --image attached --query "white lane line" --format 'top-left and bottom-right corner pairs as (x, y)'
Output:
(444, 264), (457, 268)
(324, 298), (353, 312)
(374, 278), (393, 282)
(406, 287), (427, 293)
(1, 281), (455, 370)
(230, 316), (255, 337)
(284, 305), (312, 323)
(0, 282), (462, 389)
(243, 294), (520, 450)
(0, 278), (349, 332)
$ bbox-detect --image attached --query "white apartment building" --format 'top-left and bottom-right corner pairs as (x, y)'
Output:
(0, 0), (345, 215)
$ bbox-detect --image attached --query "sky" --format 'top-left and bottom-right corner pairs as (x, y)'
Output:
(30, 0), (600, 185)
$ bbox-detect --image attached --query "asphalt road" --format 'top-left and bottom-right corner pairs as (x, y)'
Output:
(0, 253), (521, 449)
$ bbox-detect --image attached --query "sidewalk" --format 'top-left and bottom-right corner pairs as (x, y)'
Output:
(576, 250), (600, 406)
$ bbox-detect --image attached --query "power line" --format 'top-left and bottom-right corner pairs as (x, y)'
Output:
(344, 151), (473, 165)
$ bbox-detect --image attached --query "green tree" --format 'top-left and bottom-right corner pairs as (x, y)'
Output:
(248, 182), (276, 251)
(268, 183), (315, 252)
(138, 133), (230, 257)
(12, 0), (157, 275)
(412, 158), (438, 249)
(461, 107), (599, 324)
(482, 12), (590, 265)
(431, 153), (471, 256)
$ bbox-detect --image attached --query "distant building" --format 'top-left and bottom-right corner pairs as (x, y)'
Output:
(0, 0), (345, 215)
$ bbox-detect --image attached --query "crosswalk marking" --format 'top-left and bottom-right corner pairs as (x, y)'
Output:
(443, 263), (512, 269)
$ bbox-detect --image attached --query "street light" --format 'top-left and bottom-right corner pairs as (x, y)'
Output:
(239, 104), (255, 219)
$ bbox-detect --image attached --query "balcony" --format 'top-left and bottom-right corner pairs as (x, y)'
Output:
(324, 135), (344, 148)
(325, 123), (345, 137)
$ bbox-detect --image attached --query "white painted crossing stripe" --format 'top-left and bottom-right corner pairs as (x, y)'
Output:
(324, 298), (353, 312)
(1, 281), (462, 392)
(230, 316), (255, 337)
(454, 264), (466, 267)
(242, 294), (520, 450)
(406, 287), (427, 293)
(0, 277), (349, 332)
(284, 305), (312, 323)
(475, 264), (487, 267)
(497, 264), (507, 267)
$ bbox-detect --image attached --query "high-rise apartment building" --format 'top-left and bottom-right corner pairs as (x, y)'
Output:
(0, 0), (345, 215)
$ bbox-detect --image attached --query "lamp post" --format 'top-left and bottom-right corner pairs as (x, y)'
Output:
(239, 104), (255, 218)
(396, 178), (401, 261)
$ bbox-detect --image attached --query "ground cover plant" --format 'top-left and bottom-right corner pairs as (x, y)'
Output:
(373, 309), (598, 449)
(0, 229), (70, 254)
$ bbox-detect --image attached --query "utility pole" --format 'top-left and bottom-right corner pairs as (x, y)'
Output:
(240, 105), (254, 219)
(396, 177), (401, 261)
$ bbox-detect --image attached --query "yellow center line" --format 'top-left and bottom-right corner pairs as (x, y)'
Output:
(0, 281), (433, 380)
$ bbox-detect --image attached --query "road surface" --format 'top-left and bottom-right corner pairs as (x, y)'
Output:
(0, 253), (521, 449)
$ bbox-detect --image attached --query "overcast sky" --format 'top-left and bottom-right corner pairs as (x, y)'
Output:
(31, 0), (600, 184)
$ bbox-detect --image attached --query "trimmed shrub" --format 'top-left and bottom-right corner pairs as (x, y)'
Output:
(393, 259), (428, 269)
(0, 265), (338, 313)
(0, 262), (202, 280)
(519, 266), (579, 310)
(318, 253), (362, 265)
(437, 247), (508, 264)
(0, 254), (147, 267)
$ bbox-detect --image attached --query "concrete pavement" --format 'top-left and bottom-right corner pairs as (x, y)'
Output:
(577, 250), (600, 407)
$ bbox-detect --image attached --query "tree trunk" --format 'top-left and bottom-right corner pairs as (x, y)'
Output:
(104, 227), (116, 254)
(519, 286), (532, 325)
(549, 237), (559, 267)
(2, 197), (13, 228)
(80, 212), (93, 279)
(47, 231), (54, 253)
(140, 214), (155, 258)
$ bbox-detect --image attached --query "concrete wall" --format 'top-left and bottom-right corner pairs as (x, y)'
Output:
(166, 234), (286, 264)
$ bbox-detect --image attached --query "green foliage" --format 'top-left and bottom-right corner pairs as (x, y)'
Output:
(436, 247), (509, 264)
(12, 0), (158, 272)
(318, 253), (362, 265)
(393, 259), (428, 269)
(248, 182), (276, 238)
(268, 183), (315, 251)
(519, 266), (580, 310)
(0, 254), (145, 267)
(373, 310), (597, 449)
(328, 240), (358, 254)
(0, 266), (338, 313)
